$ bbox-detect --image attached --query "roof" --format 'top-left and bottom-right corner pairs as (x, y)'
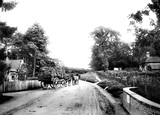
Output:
(145, 57), (160, 63)
(6, 60), (23, 70)
(10, 68), (17, 72)
(149, 63), (160, 70)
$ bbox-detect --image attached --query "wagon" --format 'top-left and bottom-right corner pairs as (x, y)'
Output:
(38, 67), (57, 89)
(38, 66), (67, 89)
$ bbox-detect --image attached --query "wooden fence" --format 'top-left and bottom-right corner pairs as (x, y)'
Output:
(3, 80), (41, 93)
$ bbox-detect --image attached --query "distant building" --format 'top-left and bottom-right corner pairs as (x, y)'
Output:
(145, 56), (160, 71)
(139, 52), (160, 71)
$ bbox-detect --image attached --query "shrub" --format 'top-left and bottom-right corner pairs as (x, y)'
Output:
(97, 70), (160, 103)
(80, 72), (98, 83)
(97, 80), (125, 97)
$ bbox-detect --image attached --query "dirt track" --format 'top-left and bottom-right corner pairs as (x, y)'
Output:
(0, 81), (128, 115)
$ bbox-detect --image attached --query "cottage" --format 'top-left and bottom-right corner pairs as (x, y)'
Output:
(6, 59), (27, 81)
(145, 56), (160, 71)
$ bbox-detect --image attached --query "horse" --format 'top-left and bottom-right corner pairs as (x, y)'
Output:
(72, 73), (81, 85)
(64, 74), (73, 86)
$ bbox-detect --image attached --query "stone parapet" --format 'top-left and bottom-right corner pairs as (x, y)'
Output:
(123, 87), (160, 115)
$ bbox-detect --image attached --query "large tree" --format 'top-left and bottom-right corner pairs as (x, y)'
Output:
(108, 42), (133, 70)
(90, 26), (121, 71)
(128, 0), (160, 65)
(0, 0), (17, 84)
(0, 0), (17, 12)
(22, 23), (48, 76)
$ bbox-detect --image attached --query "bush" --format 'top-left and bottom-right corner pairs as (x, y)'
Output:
(97, 80), (125, 97)
(97, 70), (160, 103)
(80, 72), (98, 83)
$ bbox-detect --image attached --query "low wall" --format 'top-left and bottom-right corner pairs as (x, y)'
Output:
(123, 87), (160, 115)
(3, 80), (41, 92)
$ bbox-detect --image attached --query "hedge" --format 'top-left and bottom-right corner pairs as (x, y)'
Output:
(96, 71), (160, 104)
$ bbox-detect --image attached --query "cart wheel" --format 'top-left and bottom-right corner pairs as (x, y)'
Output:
(53, 77), (59, 89)
(41, 81), (48, 90)
(61, 79), (67, 87)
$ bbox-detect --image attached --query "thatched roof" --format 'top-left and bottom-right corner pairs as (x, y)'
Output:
(145, 57), (160, 63)
(6, 60), (23, 70)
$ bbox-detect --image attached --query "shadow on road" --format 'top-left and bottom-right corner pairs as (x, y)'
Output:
(0, 95), (14, 104)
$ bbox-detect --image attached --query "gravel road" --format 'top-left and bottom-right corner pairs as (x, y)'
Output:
(0, 80), (128, 115)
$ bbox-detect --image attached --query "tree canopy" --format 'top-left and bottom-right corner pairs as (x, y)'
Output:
(1, 0), (17, 12)
(90, 26), (133, 70)
(128, 0), (160, 65)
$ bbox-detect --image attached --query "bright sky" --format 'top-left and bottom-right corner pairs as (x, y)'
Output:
(0, 0), (151, 69)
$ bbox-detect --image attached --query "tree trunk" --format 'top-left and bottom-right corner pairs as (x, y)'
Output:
(33, 50), (36, 77)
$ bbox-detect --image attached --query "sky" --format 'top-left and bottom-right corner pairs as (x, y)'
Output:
(0, 0), (152, 69)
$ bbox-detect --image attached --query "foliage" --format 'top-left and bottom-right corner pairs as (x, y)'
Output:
(90, 26), (133, 70)
(128, 0), (160, 65)
(11, 23), (49, 77)
(0, 1), (17, 84)
(0, 60), (10, 84)
(24, 23), (48, 54)
(97, 79), (125, 97)
(1, 1), (17, 12)
(80, 72), (98, 83)
(97, 70), (160, 104)
(0, 22), (17, 43)
(90, 45), (104, 71)
(108, 42), (133, 69)
(129, 0), (160, 63)
(90, 26), (121, 71)
(6, 23), (64, 79)
(64, 66), (88, 74)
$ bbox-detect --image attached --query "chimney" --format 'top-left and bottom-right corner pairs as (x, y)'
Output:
(146, 52), (150, 58)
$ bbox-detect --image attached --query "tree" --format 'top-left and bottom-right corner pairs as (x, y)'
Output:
(90, 26), (121, 71)
(128, 0), (160, 65)
(1, 0), (17, 12)
(90, 45), (104, 71)
(0, 0), (17, 84)
(24, 23), (48, 54)
(108, 42), (133, 69)
(22, 23), (49, 76)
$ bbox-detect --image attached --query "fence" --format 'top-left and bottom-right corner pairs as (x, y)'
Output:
(3, 80), (41, 92)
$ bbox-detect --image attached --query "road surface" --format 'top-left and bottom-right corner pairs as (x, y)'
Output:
(0, 81), (128, 115)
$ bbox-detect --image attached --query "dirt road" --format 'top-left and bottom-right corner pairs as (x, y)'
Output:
(0, 81), (128, 115)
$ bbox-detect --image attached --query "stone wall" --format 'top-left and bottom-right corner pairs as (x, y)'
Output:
(123, 87), (160, 115)
(3, 80), (41, 92)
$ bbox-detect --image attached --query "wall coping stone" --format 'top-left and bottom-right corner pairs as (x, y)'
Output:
(123, 87), (160, 109)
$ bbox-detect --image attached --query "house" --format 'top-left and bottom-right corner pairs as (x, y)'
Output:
(139, 52), (160, 71)
(5, 59), (27, 81)
(145, 56), (160, 71)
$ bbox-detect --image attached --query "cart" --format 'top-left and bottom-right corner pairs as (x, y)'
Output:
(38, 67), (57, 89)
(38, 66), (67, 90)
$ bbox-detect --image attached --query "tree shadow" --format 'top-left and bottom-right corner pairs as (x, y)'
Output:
(0, 95), (13, 104)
